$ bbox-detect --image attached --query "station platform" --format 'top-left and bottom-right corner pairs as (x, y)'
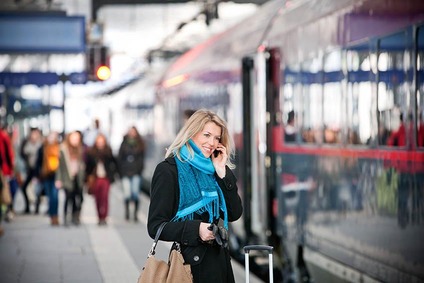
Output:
(0, 182), (263, 283)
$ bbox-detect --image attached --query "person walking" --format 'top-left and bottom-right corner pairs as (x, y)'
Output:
(387, 113), (407, 147)
(19, 127), (43, 214)
(147, 109), (243, 283)
(84, 118), (107, 147)
(86, 134), (117, 226)
(117, 126), (145, 222)
(55, 131), (85, 226)
(38, 132), (60, 225)
(0, 125), (15, 222)
(0, 125), (14, 235)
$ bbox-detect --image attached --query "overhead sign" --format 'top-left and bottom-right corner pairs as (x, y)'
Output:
(0, 14), (85, 53)
(0, 72), (87, 87)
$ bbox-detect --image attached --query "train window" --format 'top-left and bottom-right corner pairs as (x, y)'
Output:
(346, 47), (374, 145)
(417, 27), (424, 148)
(378, 31), (412, 147)
(282, 64), (301, 143)
(323, 50), (342, 144)
(298, 57), (323, 143)
(301, 58), (323, 144)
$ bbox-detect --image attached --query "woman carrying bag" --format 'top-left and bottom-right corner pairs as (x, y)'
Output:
(147, 109), (243, 283)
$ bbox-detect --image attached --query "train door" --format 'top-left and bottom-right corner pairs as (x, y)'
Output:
(241, 47), (280, 244)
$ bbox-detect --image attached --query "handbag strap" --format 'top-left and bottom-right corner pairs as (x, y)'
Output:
(148, 222), (167, 257)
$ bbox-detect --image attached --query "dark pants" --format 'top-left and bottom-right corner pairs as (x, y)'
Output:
(93, 177), (110, 221)
(64, 179), (83, 223)
(21, 168), (37, 212)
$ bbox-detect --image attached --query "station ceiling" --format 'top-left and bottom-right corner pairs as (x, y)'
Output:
(92, 0), (268, 4)
(0, 0), (269, 23)
(92, 0), (269, 20)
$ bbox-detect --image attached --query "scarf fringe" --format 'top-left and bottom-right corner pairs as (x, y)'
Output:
(172, 198), (228, 229)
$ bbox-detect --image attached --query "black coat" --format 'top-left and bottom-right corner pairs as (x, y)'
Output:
(117, 136), (144, 177)
(85, 147), (117, 183)
(147, 157), (243, 283)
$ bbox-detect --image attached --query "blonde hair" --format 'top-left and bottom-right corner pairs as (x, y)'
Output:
(165, 109), (235, 168)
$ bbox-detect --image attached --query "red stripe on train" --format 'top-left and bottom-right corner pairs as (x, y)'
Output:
(271, 127), (424, 172)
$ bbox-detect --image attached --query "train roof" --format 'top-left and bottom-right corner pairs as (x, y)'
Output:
(160, 0), (424, 87)
(159, 0), (282, 85)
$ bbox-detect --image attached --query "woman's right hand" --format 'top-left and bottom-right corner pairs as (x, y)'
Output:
(199, 222), (215, 242)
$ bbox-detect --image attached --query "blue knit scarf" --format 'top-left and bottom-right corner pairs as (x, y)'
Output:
(172, 139), (228, 229)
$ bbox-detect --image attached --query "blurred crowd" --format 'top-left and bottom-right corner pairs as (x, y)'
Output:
(0, 119), (146, 236)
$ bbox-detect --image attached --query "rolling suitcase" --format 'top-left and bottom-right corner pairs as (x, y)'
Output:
(243, 245), (274, 283)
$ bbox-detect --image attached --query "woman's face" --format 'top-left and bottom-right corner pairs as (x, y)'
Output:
(69, 132), (80, 147)
(128, 127), (137, 138)
(191, 122), (221, 158)
(96, 135), (106, 149)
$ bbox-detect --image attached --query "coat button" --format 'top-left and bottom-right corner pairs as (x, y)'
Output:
(193, 256), (199, 262)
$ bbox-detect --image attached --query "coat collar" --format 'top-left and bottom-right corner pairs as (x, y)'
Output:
(165, 156), (176, 165)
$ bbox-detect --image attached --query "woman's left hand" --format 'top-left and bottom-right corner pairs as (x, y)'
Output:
(212, 143), (227, 178)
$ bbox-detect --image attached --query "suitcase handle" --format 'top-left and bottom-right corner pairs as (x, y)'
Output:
(244, 245), (273, 253)
(243, 245), (274, 283)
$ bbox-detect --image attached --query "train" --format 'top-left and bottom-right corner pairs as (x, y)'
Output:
(139, 0), (424, 282)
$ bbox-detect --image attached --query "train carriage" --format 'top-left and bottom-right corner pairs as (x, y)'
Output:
(153, 0), (424, 282)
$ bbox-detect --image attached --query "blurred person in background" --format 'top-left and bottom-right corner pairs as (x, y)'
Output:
(284, 110), (297, 142)
(418, 113), (424, 147)
(118, 126), (145, 222)
(0, 176), (4, 236)
(0, 124), (17, 221)
(387, 113), (407, 147)
(19, 127), (43, 214)
(0, 124), (14, 235)
(86, 134), (117, 226)
(55, 131), (85, 226)
(37, 131), (60, 226)
(84, 118), (106, 147)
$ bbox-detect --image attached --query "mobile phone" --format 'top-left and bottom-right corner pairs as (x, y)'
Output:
(213, 150), (219, 157)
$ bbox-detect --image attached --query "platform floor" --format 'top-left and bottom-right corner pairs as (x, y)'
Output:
(0, 181), (263, 283)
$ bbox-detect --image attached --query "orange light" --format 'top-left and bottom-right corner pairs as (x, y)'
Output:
(96, 65), (111, 81)
(163, 74), (188, 88)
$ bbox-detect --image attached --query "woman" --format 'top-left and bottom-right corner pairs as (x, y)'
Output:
(55, 131), (85, 226)
(38, 131), (60, 225)
(20, 127), (42, 214)
(85, 134), (117, 225)
(147, 109), (243, 283)
(117, 126), (145, 221)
